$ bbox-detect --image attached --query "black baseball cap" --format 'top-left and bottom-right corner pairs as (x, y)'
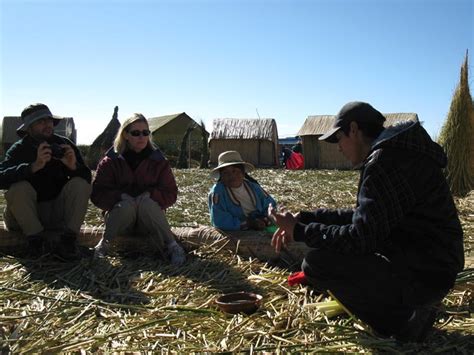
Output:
(319, 101), (386, 143)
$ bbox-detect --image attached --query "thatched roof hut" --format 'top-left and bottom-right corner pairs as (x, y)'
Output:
(298, 113), (419, 169)
(148, 112), (209, 158)
(209, 118), (279, 168)
(0, 116), (76, 157)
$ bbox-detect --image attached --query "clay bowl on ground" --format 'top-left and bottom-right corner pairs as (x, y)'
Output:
(215, 292), (263, 315)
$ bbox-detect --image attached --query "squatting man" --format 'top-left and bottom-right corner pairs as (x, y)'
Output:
(269, 101), (464, 342)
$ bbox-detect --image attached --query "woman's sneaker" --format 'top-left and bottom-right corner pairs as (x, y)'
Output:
(167, 241), (186, 266)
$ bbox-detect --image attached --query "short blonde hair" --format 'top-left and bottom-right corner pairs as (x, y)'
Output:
(113, 113), (155, 154)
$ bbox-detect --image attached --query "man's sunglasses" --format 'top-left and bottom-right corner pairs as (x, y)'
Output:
(128, 129), (151, 137)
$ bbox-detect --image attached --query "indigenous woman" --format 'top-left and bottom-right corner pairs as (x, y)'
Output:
(208, 151), (277, 231)
(91, 114), (185, 264)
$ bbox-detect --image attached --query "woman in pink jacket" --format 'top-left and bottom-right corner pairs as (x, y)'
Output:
(91, 114), (185, 265)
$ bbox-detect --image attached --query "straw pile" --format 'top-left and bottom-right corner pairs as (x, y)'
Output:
(1, 169), (473, 352)
(439, 52), (474, 196)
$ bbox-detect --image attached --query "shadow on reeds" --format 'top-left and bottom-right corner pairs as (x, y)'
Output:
(353, 327), (474, 354)
(10, 247), (263, 309)
(337, 299), (474, 354)
(12, 251), (151, 306)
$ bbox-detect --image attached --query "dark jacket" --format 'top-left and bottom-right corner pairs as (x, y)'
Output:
(294, 121), (464, 290)
(91, 147), (177, 211)
(0, 134), (92, 202)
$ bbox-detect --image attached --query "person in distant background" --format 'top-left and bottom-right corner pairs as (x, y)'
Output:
(282, 143), (304, 170)
(0, 103), (92, 259)
(91, 113), (186, 265)
(208, 150), (277, 231)
(270, 101), (464, 342)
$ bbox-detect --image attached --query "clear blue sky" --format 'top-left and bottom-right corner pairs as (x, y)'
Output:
(1, 0), (473, 144)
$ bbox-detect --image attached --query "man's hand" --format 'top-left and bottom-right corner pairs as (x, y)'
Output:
(268, 205), (298, 231)
(59, 144), (77, 170)
(271, 227), (294, 253)
(31, 142), (52, 173)
(268, 204), (297, 253)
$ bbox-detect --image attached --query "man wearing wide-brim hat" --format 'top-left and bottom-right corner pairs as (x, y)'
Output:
(269, 101), (464, 342)
(0, 103), (92, 259)
(208, 150), (277, 231)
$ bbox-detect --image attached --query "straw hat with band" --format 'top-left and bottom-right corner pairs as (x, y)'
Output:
(211, 151), (255, 179)
(17, 103), (62, 137)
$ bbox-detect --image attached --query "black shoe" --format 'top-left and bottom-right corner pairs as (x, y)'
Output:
(27, 234), (47, 257)
(395, 304), (440, 343)
(54, 233), (80, 260)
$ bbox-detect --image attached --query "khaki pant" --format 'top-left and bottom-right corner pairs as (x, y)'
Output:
(103, 196), (174, 253)
(3, 177), (92, 236)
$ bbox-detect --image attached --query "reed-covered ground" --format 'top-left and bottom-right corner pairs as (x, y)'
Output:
(1, 169), (472, 353)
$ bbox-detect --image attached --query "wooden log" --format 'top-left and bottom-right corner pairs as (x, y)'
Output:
(0, 224), (311, 267)
(172, 226), (312, 267)
(2, 224), (472, 269)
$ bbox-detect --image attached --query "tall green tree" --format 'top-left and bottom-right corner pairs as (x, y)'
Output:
(438, 51), (474, 196)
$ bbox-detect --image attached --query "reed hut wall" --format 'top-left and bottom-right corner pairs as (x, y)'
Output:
(149, 113), (209, 156)
(298, 113), (419, 169)
(0, 116), (76, 157)
(301, 136), (351, 169)
(209, 118), (279, 168)
(209, 139), (276, 167)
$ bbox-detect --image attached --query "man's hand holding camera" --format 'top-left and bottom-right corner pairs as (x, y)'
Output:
(59, 144), (77, 171)
(31, 142), (52, 173)
(31, 142), (77, 173)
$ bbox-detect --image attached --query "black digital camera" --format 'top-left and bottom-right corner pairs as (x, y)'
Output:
(50, 143), (65, 159)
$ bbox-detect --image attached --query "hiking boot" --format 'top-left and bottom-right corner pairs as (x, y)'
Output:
(167, 241), (186, 266)
(394, 304), (440, 343)
(94, 239), (111, 259)
(55, 233), (80, 260)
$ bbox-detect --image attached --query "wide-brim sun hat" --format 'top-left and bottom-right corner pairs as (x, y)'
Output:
(17, 104), (62, 136)
(211, 150), (255, 179)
